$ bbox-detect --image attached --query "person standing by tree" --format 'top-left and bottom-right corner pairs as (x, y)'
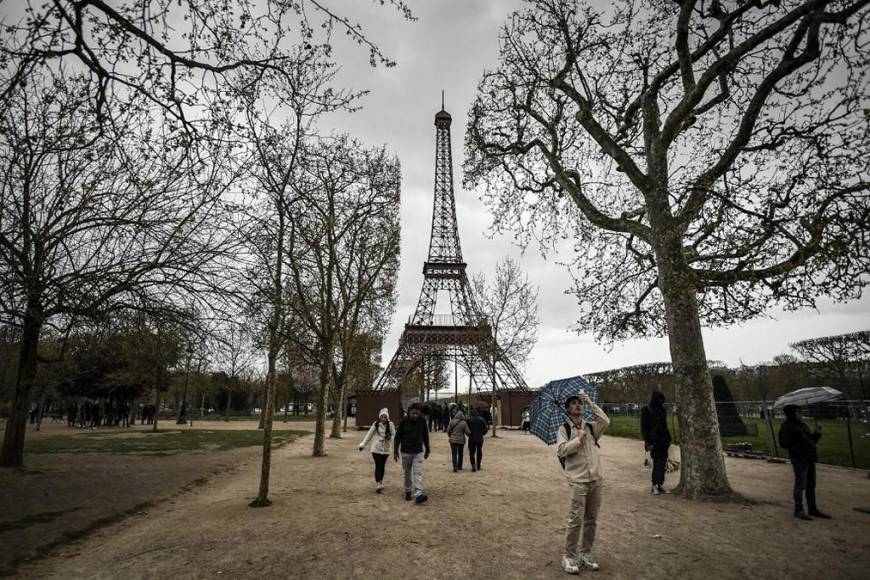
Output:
(393, 402), (430, 504)
(446, 410), (470, 473)
(467, 408), (488, 472)
(521, 406), (531, 433)
(557, 393), (610, 574)
(778, 405), (831, 521)
(358, 408), (395, 494)
(641, 391), (672, 495)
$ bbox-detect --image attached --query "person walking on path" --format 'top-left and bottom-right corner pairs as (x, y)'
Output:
(446, 410), (471, 472)
(358, 407), (395, 494)
(394, 402), (431, 504)
(467, 408), (487, 471)
(778, 404), (831, 521)
(557, 392), (610, 575)
(521, 407), (531, 433)
(640, 390), (672, 495)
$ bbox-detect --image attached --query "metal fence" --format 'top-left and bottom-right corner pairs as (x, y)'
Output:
(601, 400), (869, 469)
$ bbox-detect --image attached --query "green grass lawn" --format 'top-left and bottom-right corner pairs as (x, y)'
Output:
(606, 415), (870, 469)
(23, 429), (309, 455)
(155, 413), (318, 422)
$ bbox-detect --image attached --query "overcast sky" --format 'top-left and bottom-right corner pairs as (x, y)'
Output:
(320, 0), (869, 388)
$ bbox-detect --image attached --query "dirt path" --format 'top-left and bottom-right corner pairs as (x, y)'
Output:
(13, 427), (870, 579)
(0, 421), (311, 575)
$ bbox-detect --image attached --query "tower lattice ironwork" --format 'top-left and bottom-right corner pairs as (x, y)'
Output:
(372, 103), (529, 395)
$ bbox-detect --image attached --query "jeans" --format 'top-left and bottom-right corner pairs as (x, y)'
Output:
(469, 440), (483, 468)
(450, 442), (464, 470)
(402, 452), (424, 497)
(791, 458), (817, 512)
(565, 480), (603, 558)
(372, 453), (388, 483)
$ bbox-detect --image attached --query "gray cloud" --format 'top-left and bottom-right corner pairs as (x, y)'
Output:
(323, 1), (870, 386)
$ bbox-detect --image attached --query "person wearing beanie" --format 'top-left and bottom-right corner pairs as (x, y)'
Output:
(393, 402), (431, 504)
(557, 392), (610, 575)
(446, 410), (471, 472)
(778, 404), (831, 520)
(359, 407), (395, 493)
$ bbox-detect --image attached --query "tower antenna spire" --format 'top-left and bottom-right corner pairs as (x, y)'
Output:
(441, 89), (444, 111)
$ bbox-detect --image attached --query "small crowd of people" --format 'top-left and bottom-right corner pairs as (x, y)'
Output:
(64, 399), (132, 429)
(358, 388), (834, 576)
(404, 401), (493, 434)
(139, 404), (158, 425)
(357, 402), (492, 505)
(58, 400), (158, 428)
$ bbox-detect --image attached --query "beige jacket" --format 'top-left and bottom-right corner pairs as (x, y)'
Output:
(556, 404), (610, 483)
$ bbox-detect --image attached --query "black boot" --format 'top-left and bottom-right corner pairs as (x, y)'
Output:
(808, 508), (831, 519)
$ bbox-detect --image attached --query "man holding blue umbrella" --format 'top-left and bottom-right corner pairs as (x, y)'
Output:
(557, 392), (610, 574)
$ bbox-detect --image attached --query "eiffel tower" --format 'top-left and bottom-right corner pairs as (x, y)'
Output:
(371, 98), (529, 398)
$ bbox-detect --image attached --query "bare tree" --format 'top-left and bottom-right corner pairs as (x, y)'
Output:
(423, 355), (451, 401)
(229, 38), (365, 503)
(213, 322), (256, 421)
(472, 257), (541, 370)
(465, 0), (870, 498)
(327, 146), (401, 439)
(284, 136), (401, 454)
(1, 0), (415, 137)
(791, 330), (870, 399)
(0, 72), (235, 467)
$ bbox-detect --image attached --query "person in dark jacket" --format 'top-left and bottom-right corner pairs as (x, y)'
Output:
(393, 402), (430, 504)
(778, 405), (831, 520)
(640, 391), (672, 495)
(467, 408), (488, 471)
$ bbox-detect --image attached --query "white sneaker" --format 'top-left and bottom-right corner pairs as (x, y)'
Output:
(656, 484), (670, 494)
(561, 556), (579, 575)
(652, 485), (661, 495)
(577, 552), (600, 571)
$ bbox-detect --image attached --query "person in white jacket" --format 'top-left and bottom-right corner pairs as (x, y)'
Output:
(358, 407), (395, 493)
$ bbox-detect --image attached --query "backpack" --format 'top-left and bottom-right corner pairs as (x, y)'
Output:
(557, 422), (600, 469)
(558, 422), (570, 469)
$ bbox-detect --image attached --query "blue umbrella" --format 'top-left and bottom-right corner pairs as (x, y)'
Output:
(530, 374), (600, 445)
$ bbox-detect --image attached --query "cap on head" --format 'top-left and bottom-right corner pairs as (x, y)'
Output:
(784, 404), (799, 420)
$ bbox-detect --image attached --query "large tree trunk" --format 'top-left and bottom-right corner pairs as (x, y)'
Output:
(257, 386), (266, 430)
(329, 374), (345, 439)
(488, 354), (499, 438)
(657, 253), (732, 498)
(0, 315), (41, 468)
(152, 389), (161, 432)
(312, 359), (331, 456)
(224, 387), (232, 422)
(251, 347), (279, 507)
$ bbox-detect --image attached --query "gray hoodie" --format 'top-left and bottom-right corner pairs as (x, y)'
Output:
(447, 411), (471, 445)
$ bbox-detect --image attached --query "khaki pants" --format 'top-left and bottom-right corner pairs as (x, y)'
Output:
(564, 480), (603, 558)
